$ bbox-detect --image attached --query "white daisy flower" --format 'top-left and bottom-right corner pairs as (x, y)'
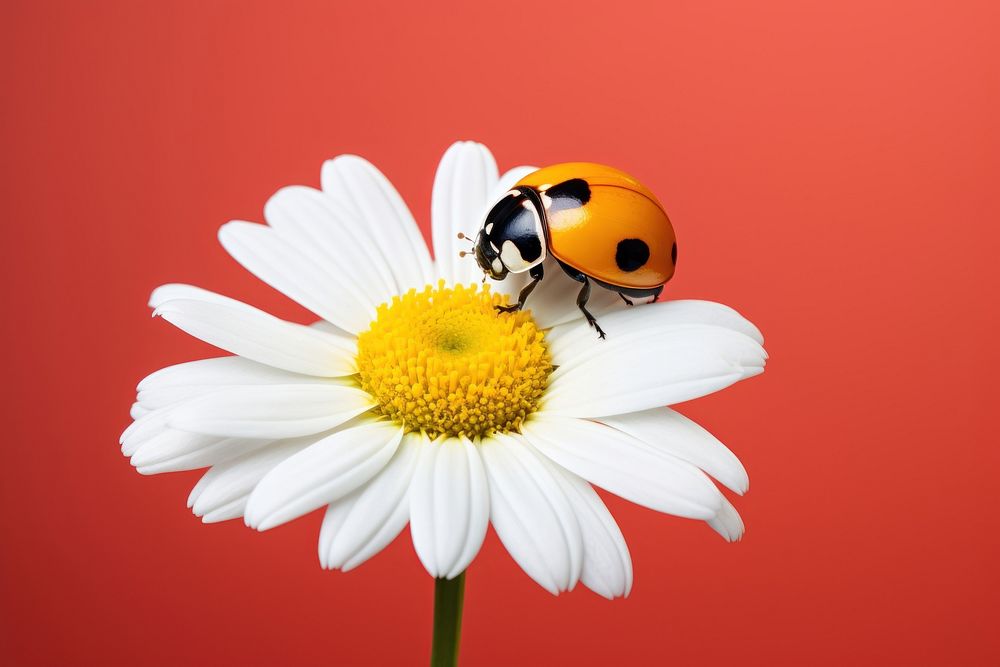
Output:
(123, 141), (766, 601)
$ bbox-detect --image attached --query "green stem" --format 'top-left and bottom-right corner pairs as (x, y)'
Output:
(430, 572), (466, 667)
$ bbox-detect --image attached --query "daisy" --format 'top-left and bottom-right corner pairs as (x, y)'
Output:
(123, 141), (765, 660)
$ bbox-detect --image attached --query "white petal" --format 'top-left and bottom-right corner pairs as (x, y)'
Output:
(136, 356), (328, 410)
(319, 435), (421, 571)
(120, 401), (180, 454)
(129, 428), (217, 468)
(409, 435), (490, 579)
(151, 288), (357, 377)
(546, 298), (764, 357)
(549, 467), (633, 599)
(188, 469), (212, 506)
(479, 433), (583, 594)
(521, 258), (624, 329)
(189, 436), (317, 522)
(138, 356), (306, 392)
(219, 221), (375, 333)
(431, 141), (499, 286)
(600, 407), (749, 495)
(707, 496), (745, 542)
(544, 323), (766, 418)
(244, 420), (402, 530)
(200, 498), (249, 524)
(168, 384), (373, 439)
(130, 428), (270, 474)
(522, 415), (724, 520)
(264, 185), (398, 307)
(149, 283), (236, 310)
(127, 383), (302, 454)
(321, 155), (434, 291)
(310, 320), (342, 335)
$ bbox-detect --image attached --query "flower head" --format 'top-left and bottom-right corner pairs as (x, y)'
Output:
(356, 282), (551, 439)
(123, 141), (766, 597)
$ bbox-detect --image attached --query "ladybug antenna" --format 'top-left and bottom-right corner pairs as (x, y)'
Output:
(457, 232), (477, 259)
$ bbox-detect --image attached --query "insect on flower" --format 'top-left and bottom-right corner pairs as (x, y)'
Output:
(464, 163), (677, 338)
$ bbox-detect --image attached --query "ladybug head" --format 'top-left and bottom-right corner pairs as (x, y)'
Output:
(474, 188), (547, 281)
(473, 228), (508, 280)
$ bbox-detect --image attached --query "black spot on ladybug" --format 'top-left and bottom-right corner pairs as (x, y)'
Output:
(671, 241), (677, 264)
(515, 235), (543, 262)
(615, 238), (649, 272)
(544, 179), (591, 212)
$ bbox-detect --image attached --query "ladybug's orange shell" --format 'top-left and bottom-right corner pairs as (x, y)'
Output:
(515, 163), (676, 290)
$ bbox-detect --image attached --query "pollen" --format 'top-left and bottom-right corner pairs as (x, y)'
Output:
(355, 281), (552, 439)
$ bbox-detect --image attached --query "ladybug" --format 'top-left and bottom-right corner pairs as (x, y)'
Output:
(469, 162), (677, 338)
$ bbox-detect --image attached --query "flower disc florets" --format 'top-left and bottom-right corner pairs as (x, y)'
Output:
(356, 281), (551, 438)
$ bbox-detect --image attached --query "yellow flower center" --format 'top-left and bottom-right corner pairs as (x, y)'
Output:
(356, 281), (552, 439)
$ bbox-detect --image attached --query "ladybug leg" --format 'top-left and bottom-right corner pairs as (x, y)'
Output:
(618, 293), (634, 307)
(495, 279), (539, 314)
(576, 279), (607, 340)
(554, 260), (607, 339)
(496, 264), (544, 314)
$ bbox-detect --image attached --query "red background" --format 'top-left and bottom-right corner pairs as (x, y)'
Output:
(2, 1), (998, 665)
